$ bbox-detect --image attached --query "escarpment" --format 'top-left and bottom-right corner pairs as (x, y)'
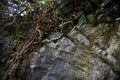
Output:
(1, 0), (120, 80)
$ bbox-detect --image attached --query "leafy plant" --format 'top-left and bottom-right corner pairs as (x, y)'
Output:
(37, 0), (52, 7)
(117, 25), (120, 47)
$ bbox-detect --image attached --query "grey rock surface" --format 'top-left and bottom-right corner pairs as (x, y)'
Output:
(1, 0), (120, 80)
(17, 0), (120, 80)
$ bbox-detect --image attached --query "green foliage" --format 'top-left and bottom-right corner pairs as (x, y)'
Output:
(37, 0), (52, 6)
(36, 0), (46, 5)
(0, 5), (7, 11)
(117, 25), (120, 47)
(0, 1), (8, 12)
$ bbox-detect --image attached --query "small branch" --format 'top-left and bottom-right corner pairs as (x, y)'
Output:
(59, 21), (73, 28)
(42, 33), (63, 43)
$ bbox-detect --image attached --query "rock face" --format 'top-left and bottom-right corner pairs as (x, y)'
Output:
(1, 0), (120, 80)
(17, 0), (120, 79)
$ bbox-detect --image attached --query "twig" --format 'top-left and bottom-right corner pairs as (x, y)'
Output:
(42, 33), (63, 43)
(59, 21), (73, 28)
